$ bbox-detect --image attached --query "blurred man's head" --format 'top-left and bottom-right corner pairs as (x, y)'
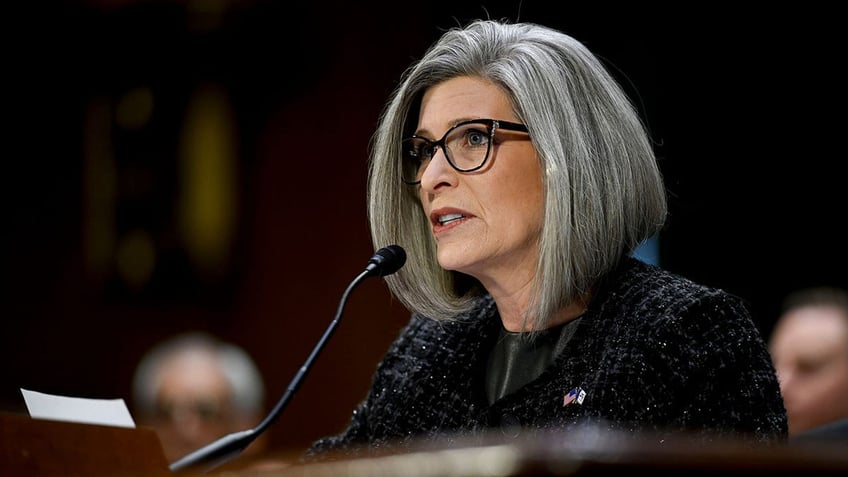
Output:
(132, 332), (266, 462)
(769, 287), (848, 436)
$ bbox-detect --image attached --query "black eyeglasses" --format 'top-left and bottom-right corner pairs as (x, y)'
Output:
(400, 119), (529, 185)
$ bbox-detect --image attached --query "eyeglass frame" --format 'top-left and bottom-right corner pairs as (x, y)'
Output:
(400, 118), (529, 185)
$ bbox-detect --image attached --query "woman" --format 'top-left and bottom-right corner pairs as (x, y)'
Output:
(308, 19), (787, 457)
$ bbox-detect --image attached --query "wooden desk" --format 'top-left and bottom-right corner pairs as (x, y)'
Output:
(0, 412), (170, 477)
(221, 429), (848, 477)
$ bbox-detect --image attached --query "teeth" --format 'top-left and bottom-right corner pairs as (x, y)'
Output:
(438, 213), (464, 225)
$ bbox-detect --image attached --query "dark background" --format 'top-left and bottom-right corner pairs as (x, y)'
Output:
(4, 0), (845, 458)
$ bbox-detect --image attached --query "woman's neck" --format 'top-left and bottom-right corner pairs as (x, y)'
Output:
(489, 283), (590, 333)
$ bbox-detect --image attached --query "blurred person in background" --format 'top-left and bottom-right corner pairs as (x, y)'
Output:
(131, 331), (268, 463)
(769, 286), (848, 441)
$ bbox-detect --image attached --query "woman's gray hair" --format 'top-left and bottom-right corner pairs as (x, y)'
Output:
(367, 19), (667, 331)
(132, 332), (265, 417)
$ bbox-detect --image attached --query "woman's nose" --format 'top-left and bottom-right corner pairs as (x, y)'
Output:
(418, 146), (456, 189)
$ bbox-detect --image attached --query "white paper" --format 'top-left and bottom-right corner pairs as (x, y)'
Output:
(21, 388), (136, 428)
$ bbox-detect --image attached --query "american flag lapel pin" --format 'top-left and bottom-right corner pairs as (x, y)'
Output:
(563, 387), (586, 407)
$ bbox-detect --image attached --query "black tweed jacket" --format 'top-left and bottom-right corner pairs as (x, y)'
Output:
(307, 256), (788, 457)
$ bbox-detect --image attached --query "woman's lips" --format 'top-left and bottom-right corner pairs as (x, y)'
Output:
(430, 209), (474, 236)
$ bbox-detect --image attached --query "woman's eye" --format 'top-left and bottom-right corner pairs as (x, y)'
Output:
(420, 145), (435, 159)
(466, 130), (488, 146)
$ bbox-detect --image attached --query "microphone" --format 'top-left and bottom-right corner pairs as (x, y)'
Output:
(169, 245), (406, 473)
(364, 244), (406, 277)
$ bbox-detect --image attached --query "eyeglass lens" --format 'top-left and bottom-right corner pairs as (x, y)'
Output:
(401, 121), (495, 184)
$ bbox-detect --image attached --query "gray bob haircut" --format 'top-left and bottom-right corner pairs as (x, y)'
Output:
(367, 19), (667, 330)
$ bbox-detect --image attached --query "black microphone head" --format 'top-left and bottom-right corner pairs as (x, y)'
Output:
(365, 245), (406, 277)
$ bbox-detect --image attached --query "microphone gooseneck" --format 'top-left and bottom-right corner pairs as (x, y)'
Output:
(169, 245), (406, 473)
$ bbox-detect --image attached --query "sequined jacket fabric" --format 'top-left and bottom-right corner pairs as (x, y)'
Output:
(307, 257), (788, 457)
